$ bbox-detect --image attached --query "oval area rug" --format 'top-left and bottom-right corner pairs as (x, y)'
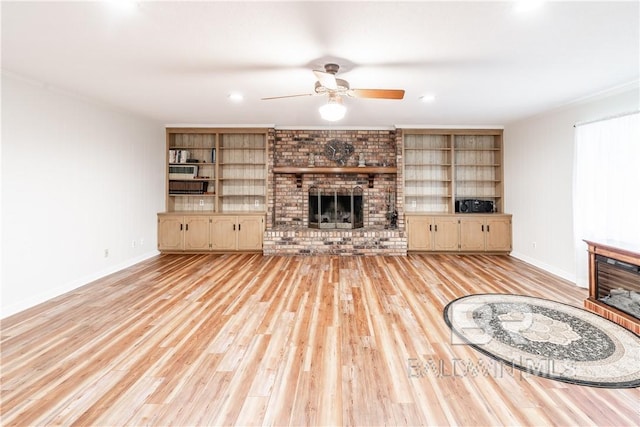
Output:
(443, 294), (640, 388)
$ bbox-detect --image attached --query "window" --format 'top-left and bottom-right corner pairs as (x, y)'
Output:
(573, 112), (640, 286)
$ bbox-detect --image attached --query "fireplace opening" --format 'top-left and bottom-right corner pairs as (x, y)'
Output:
(595, 254), (640, 319)
(308, 186), (364, 229)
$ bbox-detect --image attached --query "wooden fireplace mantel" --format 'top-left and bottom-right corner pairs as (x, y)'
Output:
(272, 166), (397, 188)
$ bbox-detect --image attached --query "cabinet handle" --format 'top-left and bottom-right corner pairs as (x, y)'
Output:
(180, 223), (183, 231)
(434, 224), (438, 232)
(238, 224), (241, 231)
(429, 224), (432, 231)
(233, 224), (236, 231)
(487, 225), (490, 232)
(186, 224), (189, 231)
(481, 225), (484, 232)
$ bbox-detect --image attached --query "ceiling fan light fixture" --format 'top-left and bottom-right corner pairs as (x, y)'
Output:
(228, 92), (244, 102)
(319, 96), (346, 121)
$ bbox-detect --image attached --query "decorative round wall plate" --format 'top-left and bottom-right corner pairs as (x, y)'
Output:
(324, 139), (354, 165)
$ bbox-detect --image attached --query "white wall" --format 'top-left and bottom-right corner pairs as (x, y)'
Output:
(1, 73), (166, 317)
(504, 85), (639, 285)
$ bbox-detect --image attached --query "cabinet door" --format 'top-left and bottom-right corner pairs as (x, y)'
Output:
(158, 216), (184, 251)
(184, 216), (211, 251)
(433, 217), (460, 251)
(485, 217), (512, 252)
(459, 218), (486, 251)
(407, 216), (433, 250)
(210, 216), (238, 250)
(237, 216), (264, 250)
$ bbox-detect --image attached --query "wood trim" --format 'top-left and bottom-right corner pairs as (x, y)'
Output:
(400, 128), (503, 136)
(166, 127), (269, 134)
(584, 298), (640, 334)
(272, 166), (397, 174)
(584, 239), (640, 265)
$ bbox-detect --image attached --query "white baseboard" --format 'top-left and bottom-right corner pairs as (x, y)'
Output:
(510, 251), (583, 288)
(1, 250), (160, 319)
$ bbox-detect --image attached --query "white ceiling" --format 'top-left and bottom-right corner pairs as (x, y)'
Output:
(2, 1), (638, 127)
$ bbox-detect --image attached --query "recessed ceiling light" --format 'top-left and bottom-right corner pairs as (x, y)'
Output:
(419, 94), (436, 103)
(106, 0), (139, 15)
(513, 0), (544, 14)
(228, 93), (244, 102)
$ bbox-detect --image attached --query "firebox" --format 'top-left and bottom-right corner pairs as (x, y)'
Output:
(308, 186), (364, 229)
(595, 254), (640, 319)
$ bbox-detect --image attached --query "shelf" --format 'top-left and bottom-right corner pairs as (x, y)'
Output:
(454, 148), (500, 151)
(405, 179), (452, 182)
(404, 148), (450, 151)
(169, 193), (216, 197)
(405, 194), (452, 198)
(273, 166), (397, 188)
(273, 166), (397, 174)
(170, 178), (215, 182)
(405, 164), (452, 167)
(456, 164), (500, 167)
(219, 178), (265, 181)
(169, 162), (215, 166)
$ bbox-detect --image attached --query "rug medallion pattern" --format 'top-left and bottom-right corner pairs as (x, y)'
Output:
(444, 294), (640, 388)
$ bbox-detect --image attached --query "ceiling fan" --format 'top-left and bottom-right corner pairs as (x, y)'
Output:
(262, 63), (405, 101)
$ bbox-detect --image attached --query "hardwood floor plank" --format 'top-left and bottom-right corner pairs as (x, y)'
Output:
(2, 254), (639, 426)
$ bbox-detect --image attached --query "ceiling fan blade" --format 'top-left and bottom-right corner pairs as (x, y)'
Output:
(350, 89), (405, 99)
(313, 70), (338, 90)
(261, 93), (314, 100)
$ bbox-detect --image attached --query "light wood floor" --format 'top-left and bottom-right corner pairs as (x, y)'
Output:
(1, 254), (639, 426)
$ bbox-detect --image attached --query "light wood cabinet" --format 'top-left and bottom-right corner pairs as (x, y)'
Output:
(210, 216), (237, 251)
(165, 128), (267, 214)
(459, 217), (486, 251)
(219, 134), (267, 213)
(403, 128), (510, 254)
(406, 215), (459, 251)
(237, 216), (265, 250)
(403, 133), (452, 213)
(158, 213), (264, 252)
(158, 215), (184, 251)
(158, 215), (211, 251)
(160, 128), (267, 253)
(485, 216), (512, 251)
(459, 216), (512, 252)
(406, 214), (511, 253)
(210, 215), (265, 251)
(402, 129), (504, 214)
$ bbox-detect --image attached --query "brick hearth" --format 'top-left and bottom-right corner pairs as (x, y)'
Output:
(264, 128), (407, 255)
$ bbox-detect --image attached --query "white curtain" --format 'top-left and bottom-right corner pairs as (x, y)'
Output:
(573, 112), (640, 287)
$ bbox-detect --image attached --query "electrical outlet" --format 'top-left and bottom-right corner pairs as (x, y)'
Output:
(199, 199), (204, 206)
(132, 240), (136, 248)
(104, 249), (109, 258)
(532, 242), (537, 249)
(412, 200), (417, 208)
(255, 199), (259, 207)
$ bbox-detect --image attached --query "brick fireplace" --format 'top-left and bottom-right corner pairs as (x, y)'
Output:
(263, 128), (407, 255)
